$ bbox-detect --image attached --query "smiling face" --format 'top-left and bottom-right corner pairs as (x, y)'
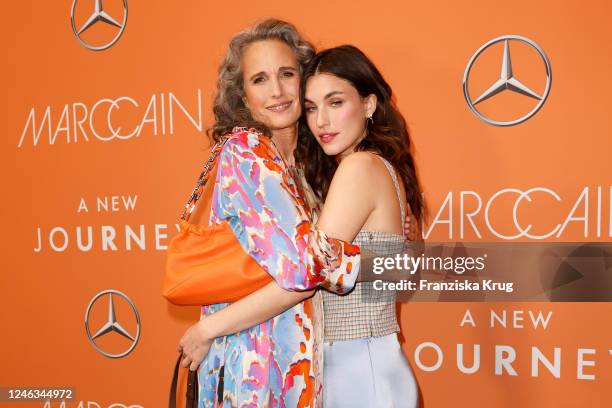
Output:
(304, 73), (376, 160)
(241, 39), (301, 132)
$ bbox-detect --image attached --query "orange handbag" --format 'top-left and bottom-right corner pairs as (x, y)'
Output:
(163, 137), (272, 306)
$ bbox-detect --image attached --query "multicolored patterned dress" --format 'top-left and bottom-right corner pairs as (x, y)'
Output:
(198, 128), (360, 408)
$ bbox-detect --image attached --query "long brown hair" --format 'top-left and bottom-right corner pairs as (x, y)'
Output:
(208, 19), (315, 142)
(295, 45), (424, 224)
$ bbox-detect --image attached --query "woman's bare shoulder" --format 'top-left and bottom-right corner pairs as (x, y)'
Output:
(334, 151), (387, 183)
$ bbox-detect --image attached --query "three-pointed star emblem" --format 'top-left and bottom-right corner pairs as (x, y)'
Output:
(90, 293), (136, 342)
(85, 289), (141, 358)
(463, 35), (552, 127)
(71, 0), (128, 51)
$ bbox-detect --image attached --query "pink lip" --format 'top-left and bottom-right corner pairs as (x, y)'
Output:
(318, 132), (338, 144)
(266, 101), (292, 113)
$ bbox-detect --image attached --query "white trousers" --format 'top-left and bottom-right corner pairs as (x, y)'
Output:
(323, 333), (418, 408)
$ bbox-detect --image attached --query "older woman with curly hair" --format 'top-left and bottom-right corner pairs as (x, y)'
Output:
(175, 19), (360, 408)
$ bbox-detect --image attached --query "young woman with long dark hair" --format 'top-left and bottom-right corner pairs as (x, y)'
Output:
(299, 45), (421, 407)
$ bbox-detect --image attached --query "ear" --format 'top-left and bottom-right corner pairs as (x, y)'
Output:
(364, 94), (377, 118)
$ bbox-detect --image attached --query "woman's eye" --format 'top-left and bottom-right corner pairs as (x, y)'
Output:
(330, 100), (343, 107)
(253, 77), (265, 84)
(305, 106), (316, 113)
(281, 71), (295, 78)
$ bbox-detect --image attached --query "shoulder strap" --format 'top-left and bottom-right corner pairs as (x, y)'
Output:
(181, 137), (227, 222)
(375, 156), (406, 235)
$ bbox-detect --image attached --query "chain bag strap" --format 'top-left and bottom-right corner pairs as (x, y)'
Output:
(180, 136), (227, 222)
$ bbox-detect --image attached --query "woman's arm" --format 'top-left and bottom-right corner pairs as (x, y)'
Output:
(316, 152), (380, 241)
(318, 152), (424, 282)
(179, 282), (313, 370)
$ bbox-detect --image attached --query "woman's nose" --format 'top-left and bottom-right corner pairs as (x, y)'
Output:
(269, 77), (282, 98)
(317, 109), (329, 128)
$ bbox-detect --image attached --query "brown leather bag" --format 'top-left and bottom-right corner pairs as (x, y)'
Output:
(169, 353), (198, 408)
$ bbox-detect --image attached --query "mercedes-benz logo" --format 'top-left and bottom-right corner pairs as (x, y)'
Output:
(463, 35), (552, 127)
(71, 0), (128, 51)
(85, 289), (141, 358)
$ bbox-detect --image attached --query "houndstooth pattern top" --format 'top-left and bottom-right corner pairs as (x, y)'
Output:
(322, 154), (406, 342)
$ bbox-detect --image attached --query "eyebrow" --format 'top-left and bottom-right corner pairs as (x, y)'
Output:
(248, 66), (298, 82)
(304, 91), (345, 104)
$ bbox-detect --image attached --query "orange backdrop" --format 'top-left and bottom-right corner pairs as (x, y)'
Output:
(2, 1), (611, 407)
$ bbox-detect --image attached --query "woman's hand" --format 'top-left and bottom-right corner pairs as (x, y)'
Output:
(404, 213), (421, 241)
(178, 318), (214, 371)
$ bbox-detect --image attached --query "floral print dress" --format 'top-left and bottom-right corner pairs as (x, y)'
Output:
(197, 128), (360, 408)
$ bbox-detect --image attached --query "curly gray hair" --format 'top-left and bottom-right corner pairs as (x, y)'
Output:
(209, 19), (315, 141)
